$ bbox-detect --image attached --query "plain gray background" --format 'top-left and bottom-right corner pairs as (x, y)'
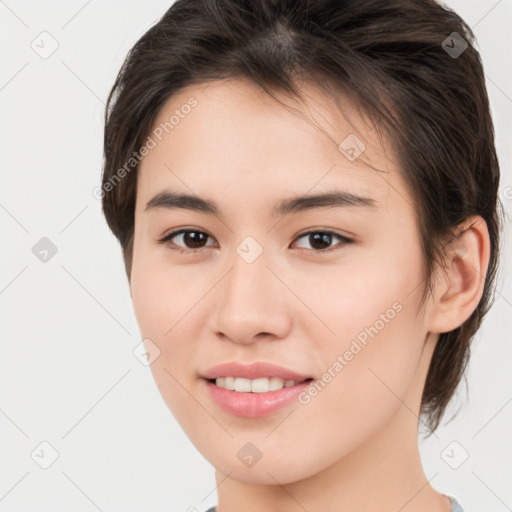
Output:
(1, 1), (511, 510)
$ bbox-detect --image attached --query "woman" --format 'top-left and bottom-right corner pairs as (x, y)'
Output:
(100, 0), (502, 510)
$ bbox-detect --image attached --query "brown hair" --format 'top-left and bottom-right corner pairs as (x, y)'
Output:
(101, 0), (503, 434)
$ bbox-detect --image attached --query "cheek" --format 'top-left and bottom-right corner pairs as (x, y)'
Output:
(130, 259), (200, 405)
(130, 242), (189, 337)
(290, 244), (421, 345)
(290, 254), (426, 435)
(321, 303), (423, 412)
(130, 261), (200, 424)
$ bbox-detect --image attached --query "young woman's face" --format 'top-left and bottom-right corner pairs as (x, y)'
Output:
(130, 78), (438, 484)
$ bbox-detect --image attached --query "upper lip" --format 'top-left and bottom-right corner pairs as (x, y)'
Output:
(201, 361), (313, 382)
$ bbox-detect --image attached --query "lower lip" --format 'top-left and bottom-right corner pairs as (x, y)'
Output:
(203, 379), (311, 418)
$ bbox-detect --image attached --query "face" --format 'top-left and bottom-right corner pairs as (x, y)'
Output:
(130, 77), (435, 484)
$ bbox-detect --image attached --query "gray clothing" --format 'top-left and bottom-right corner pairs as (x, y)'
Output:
(204, 495), (465, 511)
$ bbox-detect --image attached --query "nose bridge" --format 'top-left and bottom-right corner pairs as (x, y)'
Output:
(222, 241), (274, 314)
(213, 238), (290, 342)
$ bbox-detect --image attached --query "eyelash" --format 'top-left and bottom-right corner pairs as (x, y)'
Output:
(157, 228), (353, 255)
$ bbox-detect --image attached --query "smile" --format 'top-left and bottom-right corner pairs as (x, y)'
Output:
(211, 376), (312, 393)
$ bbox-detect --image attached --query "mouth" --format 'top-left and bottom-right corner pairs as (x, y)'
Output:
(203, 376), (315, 418)
(200, 361), (315, 416)
(206, 376), (314, 393)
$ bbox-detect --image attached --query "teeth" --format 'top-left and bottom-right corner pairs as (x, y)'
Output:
(214, 377), (300, 392)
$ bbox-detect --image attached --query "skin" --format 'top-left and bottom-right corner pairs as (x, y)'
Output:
(129, 77), (490, 512)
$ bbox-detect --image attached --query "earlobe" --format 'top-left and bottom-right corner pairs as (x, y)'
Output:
(429, 216), (491, 334)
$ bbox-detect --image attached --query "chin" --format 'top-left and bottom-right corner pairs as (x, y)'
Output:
(204, 443), (332, 486)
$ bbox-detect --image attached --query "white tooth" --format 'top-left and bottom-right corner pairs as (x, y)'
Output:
(214, 376), (298, 392)
(224, 376), (236, 390)
(234, 377), (252, 392)
(251, 378), (270, 393)
(269, 377), (285, 391)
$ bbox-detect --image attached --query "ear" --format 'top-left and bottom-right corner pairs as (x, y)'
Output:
(428, 215), (491, 334)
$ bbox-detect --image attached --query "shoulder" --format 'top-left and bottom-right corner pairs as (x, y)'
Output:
(448, 496), (466, 512)
(202, 499), (468, 512)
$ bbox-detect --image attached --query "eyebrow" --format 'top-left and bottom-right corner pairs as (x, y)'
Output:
(145, 189), (377, 217)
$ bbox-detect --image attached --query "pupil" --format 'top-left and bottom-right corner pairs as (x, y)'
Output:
(185, 231), (207, 248)
(310, 232), (331, 250)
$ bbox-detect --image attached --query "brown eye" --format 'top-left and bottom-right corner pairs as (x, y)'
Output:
(292, 230), (352, 252)
(158, 229), (215, 252)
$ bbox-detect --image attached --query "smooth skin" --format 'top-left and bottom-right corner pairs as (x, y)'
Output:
(129, 77), (490, 512)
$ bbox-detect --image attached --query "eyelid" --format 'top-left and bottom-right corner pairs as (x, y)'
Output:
(157, 227), (217, 249)
(291, 229), (353, 252)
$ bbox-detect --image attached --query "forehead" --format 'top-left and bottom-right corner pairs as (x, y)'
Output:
(136, 77), (409, 216)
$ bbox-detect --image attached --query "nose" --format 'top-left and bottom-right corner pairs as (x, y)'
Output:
(211, 249), (292, 345)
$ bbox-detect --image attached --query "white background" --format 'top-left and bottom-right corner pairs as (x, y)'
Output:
(0, 1), (511, 511)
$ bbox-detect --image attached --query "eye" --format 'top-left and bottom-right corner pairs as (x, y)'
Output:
(292, 230), (352, 253)
(157, 229), (215, 253)
(157, 228), (352, 254)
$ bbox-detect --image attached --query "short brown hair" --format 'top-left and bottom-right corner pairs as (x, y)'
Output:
(101, 0), (503, 434)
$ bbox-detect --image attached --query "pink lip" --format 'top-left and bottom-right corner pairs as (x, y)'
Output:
(200, 361), (312, 381)
(200, 361), (314, 418)
(202, 379), (312, 418)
